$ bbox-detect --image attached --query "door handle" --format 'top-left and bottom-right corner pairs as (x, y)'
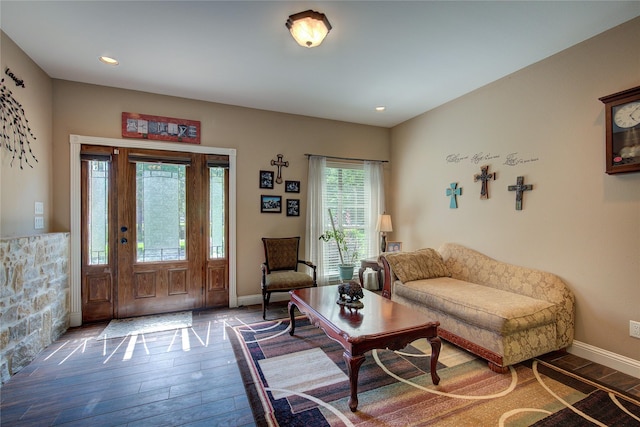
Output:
(121, 238), (128, 244)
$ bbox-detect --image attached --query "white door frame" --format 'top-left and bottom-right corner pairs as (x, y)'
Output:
(69, 134), (237, 327)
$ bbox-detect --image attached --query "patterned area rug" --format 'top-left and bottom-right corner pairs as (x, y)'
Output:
(230, 318), (640, 426)
(96, 311), (192, 340)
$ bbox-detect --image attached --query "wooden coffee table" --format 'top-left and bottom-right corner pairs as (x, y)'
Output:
(288, 285), (441, 412)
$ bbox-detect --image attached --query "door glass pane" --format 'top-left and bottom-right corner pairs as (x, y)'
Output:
(136, 162), (186, 262)
(88, 160), (109, 265)
(209, 167), (225, 258)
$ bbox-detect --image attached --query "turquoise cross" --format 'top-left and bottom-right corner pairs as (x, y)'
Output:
(446, 183), (462, 209)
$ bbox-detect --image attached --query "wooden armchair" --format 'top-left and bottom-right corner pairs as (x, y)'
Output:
(261, 237), (317, 319)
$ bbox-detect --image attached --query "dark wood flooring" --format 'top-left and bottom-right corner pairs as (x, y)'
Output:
(1, 302), (639, 426)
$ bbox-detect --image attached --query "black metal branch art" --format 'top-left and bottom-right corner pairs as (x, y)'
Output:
(1, 75), (38, 169)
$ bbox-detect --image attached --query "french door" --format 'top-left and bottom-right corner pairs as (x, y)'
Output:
(81, 144), (228, 322)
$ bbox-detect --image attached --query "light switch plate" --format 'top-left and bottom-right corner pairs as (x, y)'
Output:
(35, 202), (44, 215)
(34, 216), (44, 229)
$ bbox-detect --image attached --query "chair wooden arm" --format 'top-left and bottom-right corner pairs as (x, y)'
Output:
(298, 260), (317, 284)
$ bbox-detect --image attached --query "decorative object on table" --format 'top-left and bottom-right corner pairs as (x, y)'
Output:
(446, 182), (462, 208)
(319, 209), (359, 281)
(286, 9), (332, 48)
(336, 281), (364, 309)
(474, 165), (496, 199)
(507, 176), (533, 210)
(270, 154), (289, 184)
(260, 195), (282, 213)
(286, 199), (300, 217)
(0, 72), (38, 169)
(376, 213), (393, 253)
(386, 241), (402, 253)
(259, 170), (274, 189)
(599, 86), (640, 174)
(285, 180), (300, 193)
(121, 112), (200, 144)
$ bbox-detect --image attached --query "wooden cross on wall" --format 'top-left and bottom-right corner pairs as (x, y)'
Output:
(270, 154), (289, 184)
(474, 165), (496, 199)
(508, 176), (533, 210)
(446, 183), (462, 208)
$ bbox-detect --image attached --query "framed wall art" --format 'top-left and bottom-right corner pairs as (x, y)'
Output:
(260, 170), (274, 189)
(285, 180), (300, 193)
(386, 241), (402, 253)
(122, 112), (200, 144)
(286, 199), (300, 216)
(261, 195), (282, 213)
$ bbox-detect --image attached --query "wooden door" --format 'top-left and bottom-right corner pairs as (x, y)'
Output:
(81, 145), (229, 321)
(116, 148), (204, 318)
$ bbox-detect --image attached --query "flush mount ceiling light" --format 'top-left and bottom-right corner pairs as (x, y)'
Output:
(99, 56), (119, 66)
(286, 10), (332, 48)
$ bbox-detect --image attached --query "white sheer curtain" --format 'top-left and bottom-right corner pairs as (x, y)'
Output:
(365, 161), (385, 257)
(307, 156), (385, 285)
(306, 156), (328, 283)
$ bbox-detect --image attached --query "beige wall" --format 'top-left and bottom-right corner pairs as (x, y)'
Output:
(1, 32), (53, 237)
(51, 81), (390, 298)
(390, 18), (640, 360)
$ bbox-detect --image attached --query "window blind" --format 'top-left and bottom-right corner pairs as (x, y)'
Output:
(323, 161), (369, 280)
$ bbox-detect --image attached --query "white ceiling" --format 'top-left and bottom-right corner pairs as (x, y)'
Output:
(1, 1), (639, 128)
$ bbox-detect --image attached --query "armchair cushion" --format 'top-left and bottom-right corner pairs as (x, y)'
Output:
(264, 271), (315, 291)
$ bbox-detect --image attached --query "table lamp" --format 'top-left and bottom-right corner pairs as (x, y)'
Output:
(377, 214), (393, 253)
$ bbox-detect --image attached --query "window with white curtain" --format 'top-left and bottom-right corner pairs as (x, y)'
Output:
(307, 156), (385, 284)
(323, 161), (368, 280)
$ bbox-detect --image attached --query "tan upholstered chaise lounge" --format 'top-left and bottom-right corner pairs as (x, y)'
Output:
(380, 243), (575, 372)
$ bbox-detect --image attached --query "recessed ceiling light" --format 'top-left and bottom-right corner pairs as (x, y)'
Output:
(99, 56), (119, 66)
(375, 106), (386, 112)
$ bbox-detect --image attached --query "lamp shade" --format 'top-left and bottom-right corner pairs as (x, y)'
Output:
(286, 10), (332, 48)
(377, 214), (393, 233)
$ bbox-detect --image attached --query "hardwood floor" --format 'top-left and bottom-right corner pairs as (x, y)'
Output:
(2, 302), (639, 426)
(1, 303), (290, 427)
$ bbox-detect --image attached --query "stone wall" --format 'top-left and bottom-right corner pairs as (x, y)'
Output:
(0, 233), (70, 384)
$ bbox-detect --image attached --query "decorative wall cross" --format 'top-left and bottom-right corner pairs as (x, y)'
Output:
(473, 165), (495, 199)
(270, 154), (289, 184)
(508, 176), (533, 210)
(446, 183), (462, 208)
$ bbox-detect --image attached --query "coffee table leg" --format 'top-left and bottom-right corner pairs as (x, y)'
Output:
(343, 352), (365, 412)
(428, 336), (441, 385)
(288, 302), (296, 336)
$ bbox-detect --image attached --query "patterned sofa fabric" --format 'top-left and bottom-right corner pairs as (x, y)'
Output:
(380, 243), (575, 370)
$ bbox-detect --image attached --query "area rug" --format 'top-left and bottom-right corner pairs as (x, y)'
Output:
(96, 311), (192, 340)
(230, 317), (640, 427)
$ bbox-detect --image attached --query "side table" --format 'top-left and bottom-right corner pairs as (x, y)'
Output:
(358, 257), (382, 290)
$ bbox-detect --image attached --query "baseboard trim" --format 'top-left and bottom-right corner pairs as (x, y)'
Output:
(568, 340), (640, 378)
(237, 293), (290, 308)
(70, 312), (82, 328)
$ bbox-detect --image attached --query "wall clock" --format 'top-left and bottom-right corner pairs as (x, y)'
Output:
(599, 86), (640, 174)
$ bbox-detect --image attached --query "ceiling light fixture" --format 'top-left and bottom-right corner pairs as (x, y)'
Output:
(375, 106), (386, 112)
(99, 56), (119, 66)
(286, 10), (332, 48)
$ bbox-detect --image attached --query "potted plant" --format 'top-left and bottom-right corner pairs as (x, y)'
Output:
(319, 209), (359, 281)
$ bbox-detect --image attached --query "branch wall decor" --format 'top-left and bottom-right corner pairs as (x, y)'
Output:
(1, 72), (38, 169)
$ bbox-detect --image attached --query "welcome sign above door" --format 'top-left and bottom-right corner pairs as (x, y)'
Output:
(122, 112), (201, 144)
